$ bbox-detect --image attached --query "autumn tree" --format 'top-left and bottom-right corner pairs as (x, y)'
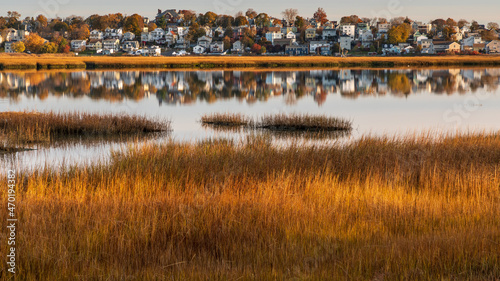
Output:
(235, 15), (249, 26)
(70, 24), (90, 40)
(251, 43), (262, 53)
(217, 15), (234, 28)
(40, 42), (58, 53)
(387, 23), (412, 44)
(313, 8), (328, 25)
(245, 9), (257, 19)
(223, 36), (231, 50)
(24, 33), (46, 53)
(11, 41), (25, 53)
(36, 14), (48, 32)
(481, 29), (498, 41)
(446, 18), (457, 27)
(470, 20), (480, 31)
(123, 14), (144, 37)
(431, 19), (446, 31)
(281, 9), (298, 26)
(458, 19), (469, 28)
(201, 11), (218, 26)
(179, 10), (196, 26)
(340, 15), (360, 25)
(7, 11), (21, 28)
(255, 13), (270, 28)
(487, 22), (499, 30)
(295, 16), (306, 29)
(148, 22), (157, 32)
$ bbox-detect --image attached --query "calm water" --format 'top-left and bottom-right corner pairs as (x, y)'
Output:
(2, 68), (500, 169)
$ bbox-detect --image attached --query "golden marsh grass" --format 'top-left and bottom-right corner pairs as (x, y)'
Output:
(1, 132), (499, 280)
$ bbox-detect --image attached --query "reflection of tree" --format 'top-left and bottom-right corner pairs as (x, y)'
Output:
(387, 73), (412, 96)
(1, 69), (499, 106)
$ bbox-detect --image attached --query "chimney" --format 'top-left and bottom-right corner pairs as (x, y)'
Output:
(158, 9), (162, 15)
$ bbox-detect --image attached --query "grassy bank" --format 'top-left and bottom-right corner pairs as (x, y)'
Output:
(2, 53), (500, 70)
(1, 132), (499, 280)
(201, 113), (352, 132)
(0, 111), (169, 145)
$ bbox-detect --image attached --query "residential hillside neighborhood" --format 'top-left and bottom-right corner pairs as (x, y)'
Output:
(1, 9), (499, 56)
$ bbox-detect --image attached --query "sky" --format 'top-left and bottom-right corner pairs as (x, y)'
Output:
(2, 0), (499, 24)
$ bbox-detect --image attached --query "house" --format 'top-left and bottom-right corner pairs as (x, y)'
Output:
(89, 30), (103, 40)
(273, 38), (295, 46)
(232, 40), (244, 54)
(164, 31), (177, 46)
(382, 45), (401, 55)
(70, 40), (86, 51)
(309, 41), (331, 54)
(360, 31), (374, 47)
(141, 31), (152, 43)
(341, 24), (356, 39)
(104, 28), (123, 39)
(122, 41), (140, 52)
(214, 26), (225, 37)
(103, 39), (120, 51)
(486, 40), (500, 54)
(462, 35), (482, 50)
(357, 23), (370, 36)
(2, 28), (29, 42)
(322, 28), (337, 40)
(265, 31), (283, 44)
(151, 28), (165, 42)
(123, 32), (136, 41)
(377, 23), (391, 33)
(472, 43), (486, 52)
(4, 42), (15, 53)
(156, 9), (180, 23)
(86, 39), (103, 51)
(285, 45), (308, 56)
(451, 32), (463, 42)
(285, 31), (296, 40)
(417, 23), (432, 34)
(209, 41), (224, 53)
(340, 35), (352, 51)
(434, 41), (460, 53)
(197, 36), (212, 48)
(144, 45), (161, 56)
(193, 45), (206, 54)
(305, 28), (317, 40)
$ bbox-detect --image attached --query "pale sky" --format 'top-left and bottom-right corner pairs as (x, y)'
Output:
(2, 0), (499, 24)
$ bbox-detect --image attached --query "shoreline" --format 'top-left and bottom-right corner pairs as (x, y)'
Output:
(1, 54), (500, 70)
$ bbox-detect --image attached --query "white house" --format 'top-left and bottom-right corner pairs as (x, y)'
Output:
(144, 45), (161, 56)
(4, 42), (15, 53)
(122, 41), (139, 52)
(360, 30), (374, 47)
(141, 32), (152, 43)
(197, 36), (212, 48)
(70, 40), (87, 51)
(322, 28), (337, 40)
(123, 32), (136, 41)
(265, 31), (282, 44)
(151, 28), (165, 42)
(165, 31), (177, 46)
(210, 41), (224, 53)
(232, 40), (244, 54)
(89, 30), (103, 40)
(341, 24), (356, 39)
(309, 41), (331, 53)
(104, 28), (123, 39)
(193, 45), (206, 54)
(2, 28), (29, 42)
(103, 39), (120, 51)
(377, 23), (391, 33)
(340, 36), (352, 51)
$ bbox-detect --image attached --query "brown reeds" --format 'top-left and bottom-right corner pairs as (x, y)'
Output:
(201, 113), (352, 133)
(1, 132), (499, 280)
(0, 111), (170, 145)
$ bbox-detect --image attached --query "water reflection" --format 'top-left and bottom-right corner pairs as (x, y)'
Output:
(2, 68), (500, 106)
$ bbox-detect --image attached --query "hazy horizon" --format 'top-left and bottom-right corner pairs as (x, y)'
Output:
(2, 0), (499, 24)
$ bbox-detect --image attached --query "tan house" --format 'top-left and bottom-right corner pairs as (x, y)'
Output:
(87, 39), (103, 51)
(103, 39), (120, 51)
(305, 28), (316, 40)
(434, 41), (460, 53)
(486, 40), (500, 54)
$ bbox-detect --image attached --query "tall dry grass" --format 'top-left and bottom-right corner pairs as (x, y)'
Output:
(2, 54), (500, 70)
(1, 133), (499, 280)
(0, 111), (169, 145)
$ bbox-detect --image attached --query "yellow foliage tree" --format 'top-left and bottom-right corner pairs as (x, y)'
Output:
(11, 41), (26, 53)
(24, 33), (46, 53)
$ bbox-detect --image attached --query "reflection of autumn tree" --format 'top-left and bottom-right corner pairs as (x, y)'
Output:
(387, 73), (412, 96)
